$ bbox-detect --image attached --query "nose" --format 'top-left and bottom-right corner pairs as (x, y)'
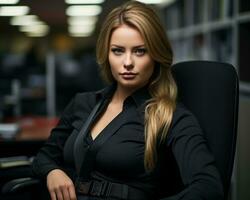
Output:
(123, 53), (134, 70)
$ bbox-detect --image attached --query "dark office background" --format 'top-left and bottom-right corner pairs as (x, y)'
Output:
(0, 0), (250, 200)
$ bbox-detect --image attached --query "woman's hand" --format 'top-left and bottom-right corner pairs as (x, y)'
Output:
(47, 169), (77, 200)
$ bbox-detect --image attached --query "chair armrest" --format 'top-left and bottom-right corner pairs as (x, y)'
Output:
(1, 177), (41, 194)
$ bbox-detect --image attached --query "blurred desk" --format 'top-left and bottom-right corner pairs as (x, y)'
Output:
(15, 116), (58, 140)
(0, 116), (58, 157)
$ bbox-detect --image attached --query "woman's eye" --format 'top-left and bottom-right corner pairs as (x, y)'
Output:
(134, 48), (146, 56)
(111, 48), (124, 55)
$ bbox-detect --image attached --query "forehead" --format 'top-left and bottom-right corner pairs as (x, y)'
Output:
(110, 24), (145, 46)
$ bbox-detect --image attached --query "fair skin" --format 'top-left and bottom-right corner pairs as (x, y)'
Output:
(46, 24), (154, 200)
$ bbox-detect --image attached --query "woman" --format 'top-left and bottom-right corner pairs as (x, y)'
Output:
(32, 1), (224, 200)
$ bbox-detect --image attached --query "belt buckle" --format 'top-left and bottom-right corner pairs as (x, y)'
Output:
(77, 181), (92, 194)
(90, 181), (103, 196)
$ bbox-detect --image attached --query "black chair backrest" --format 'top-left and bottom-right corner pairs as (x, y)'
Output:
(171, 61), (239, 197)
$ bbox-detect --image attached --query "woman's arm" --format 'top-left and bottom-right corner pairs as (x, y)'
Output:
(31, 95), (81, 200)
(161, 108), (224, 200)
(32, 95), (76, 178)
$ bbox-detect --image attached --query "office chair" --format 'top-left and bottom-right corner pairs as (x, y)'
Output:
(1, 61), (239, 200)
(172, 61), (239, 199)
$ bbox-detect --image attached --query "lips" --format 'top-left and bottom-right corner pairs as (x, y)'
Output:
(119, 72), (138, 79)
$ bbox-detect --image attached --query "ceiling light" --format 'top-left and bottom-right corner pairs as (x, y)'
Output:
(135, 0), (175, 5)
(65, 0), (104, 4)
(66, 5), (102, 16)
(69, 25), (95, 33)
(10, 15), (44, 26)
(0, 0), (19, 4)
(20, 24), (49, 34)
(70, 32), (92, 37)
(68, 16), (97, 26)
(0, 6), (29, 16)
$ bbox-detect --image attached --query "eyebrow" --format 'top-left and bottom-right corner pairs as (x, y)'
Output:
(110, 44), (145, 48)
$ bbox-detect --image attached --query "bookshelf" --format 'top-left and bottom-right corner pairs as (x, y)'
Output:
(162, 1), (250, 200)
(163, 0), (250, 93)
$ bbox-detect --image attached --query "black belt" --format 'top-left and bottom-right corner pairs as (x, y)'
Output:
(75, 179), (149, 200)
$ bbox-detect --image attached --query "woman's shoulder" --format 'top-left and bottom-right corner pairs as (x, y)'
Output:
(167, 103), (203, 142)
(74, 87), (108, 107)
(74, 90), (97, 103)
(75, 84), (113, 101)
(172, 103), (198, 123)
(71, 91), (96, 111)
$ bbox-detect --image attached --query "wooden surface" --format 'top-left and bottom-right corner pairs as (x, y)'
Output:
(18, 117), (58, 140)
(3, 116), (59, 141)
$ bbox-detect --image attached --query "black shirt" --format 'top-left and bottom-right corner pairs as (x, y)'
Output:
(32, 85), (224, 200)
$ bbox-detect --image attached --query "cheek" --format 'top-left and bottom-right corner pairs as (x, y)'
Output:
(109, 54), (120, 79)
(139, 58), (154, 77)
(109, 54), (121, 70)
(144, 66), (154, 81)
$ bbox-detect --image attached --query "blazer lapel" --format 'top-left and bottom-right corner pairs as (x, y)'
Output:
(91, 105), (139, 149)
(78, 105), (140, 179)
(73, 98), (103, 174)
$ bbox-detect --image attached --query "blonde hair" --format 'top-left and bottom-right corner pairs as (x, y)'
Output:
(96, 1), (177, 170)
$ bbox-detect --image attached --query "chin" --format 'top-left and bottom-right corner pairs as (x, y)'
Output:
(119, 81), (143, 90)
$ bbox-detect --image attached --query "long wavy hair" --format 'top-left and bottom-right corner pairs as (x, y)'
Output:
(96, 1), (177, 170)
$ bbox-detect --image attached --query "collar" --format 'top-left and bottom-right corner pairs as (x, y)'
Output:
(130, 85), (152, 107)
(94, 83), (116, 101)
(94, 83), (152, 107)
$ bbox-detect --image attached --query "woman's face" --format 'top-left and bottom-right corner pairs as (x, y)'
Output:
(108, 24), (155, 91)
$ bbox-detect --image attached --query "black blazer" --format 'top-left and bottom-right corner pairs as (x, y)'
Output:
(32, 85), (224, 200)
